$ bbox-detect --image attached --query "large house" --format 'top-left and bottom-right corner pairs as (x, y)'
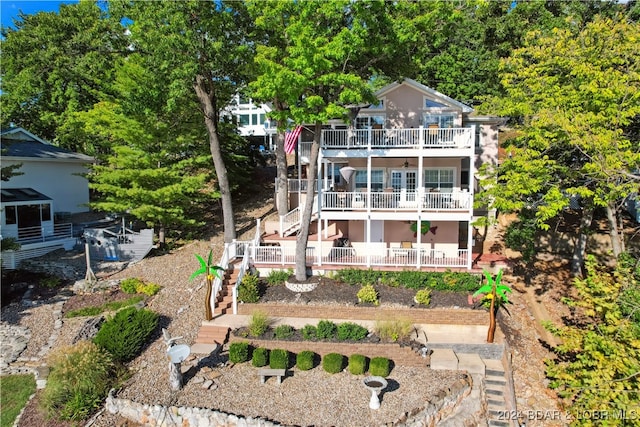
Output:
(1, 127), (93, 268)
(255, 79), (503, 272)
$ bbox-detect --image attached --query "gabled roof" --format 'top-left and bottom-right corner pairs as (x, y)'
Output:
(375, 78), (474, 114)
(1, 127), (93, 162)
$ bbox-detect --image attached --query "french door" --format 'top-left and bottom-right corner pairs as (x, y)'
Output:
(391, 170), (417, 204)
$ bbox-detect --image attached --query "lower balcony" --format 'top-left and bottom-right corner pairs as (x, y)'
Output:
(322, 190), (471, 211)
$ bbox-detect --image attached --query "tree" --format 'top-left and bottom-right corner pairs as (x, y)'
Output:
(478, 14), (640, 275)
(189, 250), (224, 320)
(544, 254), (640, 424)
(0, 1), (128, 153)
(473, 269), (511, 343)
(121, 0), (255, 243)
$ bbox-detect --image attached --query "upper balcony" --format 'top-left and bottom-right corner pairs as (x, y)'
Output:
(320, 127), (472, 150)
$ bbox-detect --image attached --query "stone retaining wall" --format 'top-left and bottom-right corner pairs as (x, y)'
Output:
(228, 335), (428, 367)
(105, 376), (473, 426)
(238, 303), (488, 325)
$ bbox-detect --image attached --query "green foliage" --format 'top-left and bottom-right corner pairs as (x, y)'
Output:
(544, 255), (640, 422)
(274, 324), (295, 340)
(473, 269), (511, 307)
(369, 357), (391, 377)
(322, 353), (345, 374)
(238, 273), (260, 303)
(503, 210), (538, 264)
(0, 374), (36, 427)
(42, 341), (117, 422)
(296, 351), (315, 371)
(395, 270), (428, 290)
(334, 268), (480, 292)
(228, 342), (249, 364)
(269, 348), (289, 369)
(267, 269), (292, 285)
(374, 319), (414, 342)
(64, 295), (144, 318)
(316, 320), (337, 340)
(0, 237), (21, 252)
(357, 284), (379, 305)
(414, 288), (432, 306)
(348, 354), (367, 375)
(337, 322), (369, 341)
(301, 324), (317, 340)
(334, 268), (380, 286)
(120, 277), (160, 296)
(93, 307), (158, 363)
(251, 347), (268, 367)
(39, 275), (61, 289)
(248, 310), (270, 338)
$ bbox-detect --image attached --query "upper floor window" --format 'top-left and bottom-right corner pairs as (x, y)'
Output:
(355, 115), (385, 129)
(425, 99), (447, 108)
(368, 100), (384, 109)
(355, 169), (384, 191)
(239, 114), (250, 126)
(424, 168), (455, 191)
(423, 114), (455, 128)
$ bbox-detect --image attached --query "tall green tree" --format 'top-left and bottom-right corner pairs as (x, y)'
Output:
(478, 14), (640, 275)
(0, 1), (128, 153)
(545, 254), (640, 425)
(117, 0), (254, 243)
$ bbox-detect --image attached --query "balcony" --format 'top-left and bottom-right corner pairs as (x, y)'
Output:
(322, 190), (471, 212)
(320, 127), (473, 150)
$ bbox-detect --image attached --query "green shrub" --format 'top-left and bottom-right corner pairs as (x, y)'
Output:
(322, 353), (344, 374)
(248, 310), (270, 337)
(369, 357), (391, 377)
(348, 354), (367, 375)
(357, 284), (379, 305)
(335, 268), (380, 286)
(137, 282), (161, 296)
(120, 278), (144, 294)
(274, 324), (295, 340)
(374, 318), (413, 342)
(301, 324), (317, 340)
(39, 276), (61, 289)
(42, 341), (117, 421)
(93, 307), (158, 363)
(296, 351), (315, 371)
(251, 347), (268, 367)
(316, 320), (337, 340)
(64, 296), (145, 318)
(337, 322), (369, 341)
(396, 270), (428, 290)
(269, 348), (289, 369)
(238, 274), (260, 303)
(414, 288), (432, 306)
(229, 342), (249, 363)
(267, 269), (292, 285)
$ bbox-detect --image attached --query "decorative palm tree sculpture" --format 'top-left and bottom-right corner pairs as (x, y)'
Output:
(472, 269), (511, 343)
(190, 250), (224, 321)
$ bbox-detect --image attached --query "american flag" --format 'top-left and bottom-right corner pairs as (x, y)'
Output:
(284, 126), (302, 154)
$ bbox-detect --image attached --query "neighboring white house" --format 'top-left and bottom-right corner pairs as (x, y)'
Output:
(226, 94), (277, 150)
(1, 127), (93, 268)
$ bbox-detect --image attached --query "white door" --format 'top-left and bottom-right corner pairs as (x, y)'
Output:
(391, 170), (417, 205)
(370, 220), (384, 243)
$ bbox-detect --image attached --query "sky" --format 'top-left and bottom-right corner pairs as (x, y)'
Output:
(1, 1), (78, 29)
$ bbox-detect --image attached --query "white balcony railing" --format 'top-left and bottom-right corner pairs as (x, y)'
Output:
(321, 191), (471, 211)
(15, 223), (74, 244)
(321, 127), (472, 150)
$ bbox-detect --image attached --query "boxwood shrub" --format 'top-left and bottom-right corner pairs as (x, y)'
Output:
(348, 354), (367, 375)
(316, 320), (337, 340)
(93, 307), (158, 363)
(322, 353), (344, 374)
(296, 350), (315, 371)
(301, 324), (317, 340)
(269, 348), (289, 369)
(337, 322), (369, 341)
(251, 347), (268, 367)
(229, 342), (249, 363)
(274, 324), (295, 340)
(369, 356), (391, 377)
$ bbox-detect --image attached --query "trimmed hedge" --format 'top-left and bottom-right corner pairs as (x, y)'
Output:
(229, 342), (249, 363)
(348, 354), (367, 375)
(252, 347), (269, 367)
(296, 350), (315, 371)
(269, 348), (289, 369)
(322, 353), (344, 374)
(369, 357), (391, 377)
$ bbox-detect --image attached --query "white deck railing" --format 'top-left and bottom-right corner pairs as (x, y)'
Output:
(15, 223), (74, 243)
(252, 246), (469, 269)
(321, 191), (472, 211)
(320, 127), (472, 149)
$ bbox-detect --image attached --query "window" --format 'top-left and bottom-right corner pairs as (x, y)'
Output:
(239, 114), (250, 126)
(424, 168), (455, 191)
(41, 204), (51, 221)
(5, 206), (16, 224)
(425, 99), (447, 108)
(355, 115), (385, 129)
(330, 163), (347, 187)
(355, 169), (384, 191)
(423, 114), (455, 128)
(251, 114), (258, 126)
(259, 113), (266, 125)
(368, 100), (384, 109)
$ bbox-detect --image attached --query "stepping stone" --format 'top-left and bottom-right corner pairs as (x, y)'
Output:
(456, 353), (485, 375)
(430, 348), (458, 370)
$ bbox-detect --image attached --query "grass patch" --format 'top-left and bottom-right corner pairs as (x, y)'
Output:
(64, 295), (145, 318)
(0, 374), (36, 427)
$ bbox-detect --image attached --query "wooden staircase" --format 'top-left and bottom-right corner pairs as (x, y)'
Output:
(191, 263), (238, 354)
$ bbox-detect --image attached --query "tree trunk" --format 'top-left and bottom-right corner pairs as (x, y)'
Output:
(294, 122), (321, 281)
(204, 277), (213, 321)
(275, 121), (289, 217)
(487, 288), (496, 343)
(193, 75), (236, 243)
(571, 206), (593, 277)
(158, 224), (166, 248)
(605, 203), (624, 259)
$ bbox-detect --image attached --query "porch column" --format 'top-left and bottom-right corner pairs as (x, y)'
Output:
(366, 156), (372, 267)
(416, 156), (424, 269)
(317, 147), (323, 267)
(467, 127), (476, 270)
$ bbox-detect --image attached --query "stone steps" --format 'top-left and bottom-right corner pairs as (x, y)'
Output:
(192, 324), (230, 354)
